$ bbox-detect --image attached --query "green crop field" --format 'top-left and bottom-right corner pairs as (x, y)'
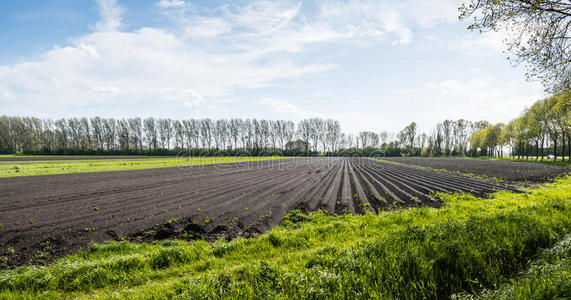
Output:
(1, 175), (569, 299)
(0, 156), (293, 178)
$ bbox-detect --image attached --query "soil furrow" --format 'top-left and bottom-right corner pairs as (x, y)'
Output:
(0, 157), (530, 268)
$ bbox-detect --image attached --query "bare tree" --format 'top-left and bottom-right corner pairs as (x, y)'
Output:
(214, 119), (229, 149)
(242, 119), (253, 150)
(283, 120), (295, 149)
(67, 118), (81, 150)
(54, 119), (69, 150)
(358, 131), (379, 149)
(118, 119), (130, 151)
(297, 119), (312, 154)
(80, 117), (91, 150)
(200, 119), (214, 150)
(306, 118), (322, 152)
(270, 120), (279, 149)
(158, 118), (173, 150)
(128, 118), (143, 151)
(326, 119), (341, 152)
(229, 119), (242, 150)
(259, 120), (270, 149)
(182, 119), (199, 149)
(173, 120), (184, 149)
(143, 117), (158, 150)
(102, 118), (116, 151)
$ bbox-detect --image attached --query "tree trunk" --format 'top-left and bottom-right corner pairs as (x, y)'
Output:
(562, 135), (566, 162)
(541, 139), (544, 160)
(554, 139), (558, 161)
(535, 140), (539, 160)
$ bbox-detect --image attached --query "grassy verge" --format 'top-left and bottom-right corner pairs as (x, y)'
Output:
(458, 235), (570, 299)
(0, 175), (569, 298)
(0, 156), (292, 177)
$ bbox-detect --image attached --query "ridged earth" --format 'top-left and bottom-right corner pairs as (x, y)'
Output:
(0, 157), (519, 266)
(384, 157), (569, 183)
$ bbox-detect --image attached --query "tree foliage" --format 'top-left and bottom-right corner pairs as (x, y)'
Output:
(460, 0), (571, 92)
(2, 92), (568, 159)
(472, 91), (571, 159)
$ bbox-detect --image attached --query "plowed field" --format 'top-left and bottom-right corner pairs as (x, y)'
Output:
(384, 157), (569, 182)
(0, 157), (520, 266)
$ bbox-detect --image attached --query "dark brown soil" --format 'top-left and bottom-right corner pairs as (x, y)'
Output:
(0, 157), (519, 267)
(384, 157), (569, 183)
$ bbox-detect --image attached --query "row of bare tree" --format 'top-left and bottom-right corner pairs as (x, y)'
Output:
(0, 114), (500, 157)
(0, 117), (346, 154)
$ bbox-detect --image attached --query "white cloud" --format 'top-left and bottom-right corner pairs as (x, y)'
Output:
(453, 30), (508, 55)
(94, 0), (124, 32)
(318, 0), (460, 45)
(183, 18), (232, 39)
(0, 1), (338, 114)
(259, 97), (321, 118)
(181, 89), (206, 108)
(172, 1), (344, 56)
(0, 89), (11, 99)
(398, 0), (459, 28)
(92, 86), (120, 93)
(164, 0), (464, 58)
(157, 0), (186, 9)
(303, 76), (544, 134)
(396, 77), (545, 126)
(0, 27), (334, 108)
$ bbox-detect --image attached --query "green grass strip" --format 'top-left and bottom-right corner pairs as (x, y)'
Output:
(457, 235), (570, 299)
(0, 156), (293, 178)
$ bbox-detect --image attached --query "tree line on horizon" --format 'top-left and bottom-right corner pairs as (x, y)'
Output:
(0, 115), (500, 158)
(0, 115), (490, 157)
(471, 91), (570, 160)
(0, 91), (568, 159)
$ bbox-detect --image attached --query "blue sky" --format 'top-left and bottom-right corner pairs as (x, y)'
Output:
(0, 0), (546, 133)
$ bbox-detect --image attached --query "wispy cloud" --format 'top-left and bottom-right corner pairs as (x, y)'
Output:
(317, 0), (460, 45)
(94, 0), (124, 32)
(452, 30), (508, 56)
(158, 0), (461, 56)
(0, 0), (338, 115)
(156, 0), (186, 9)
(259, 97), (321, 118)
(0, 0), (465, 116)
(396, 77), (545, 125)
(92, 85), (121, 93)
